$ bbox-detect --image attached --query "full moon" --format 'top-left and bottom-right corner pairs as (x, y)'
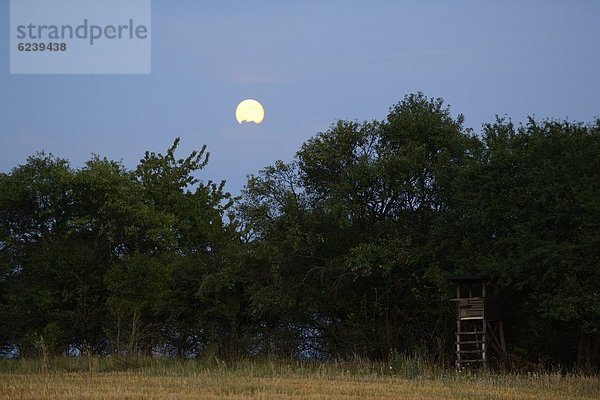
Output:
(235, 99), (265, 124)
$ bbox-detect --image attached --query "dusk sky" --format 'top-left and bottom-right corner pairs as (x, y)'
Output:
(2, 1), (599, 195)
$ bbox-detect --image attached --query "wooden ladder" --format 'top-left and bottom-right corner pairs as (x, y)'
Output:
(456, 320), (487, 369)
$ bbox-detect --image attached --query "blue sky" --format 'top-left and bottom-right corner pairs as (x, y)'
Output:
(1, 1), (599, 194)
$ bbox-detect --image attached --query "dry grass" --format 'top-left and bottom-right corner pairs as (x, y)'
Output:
(0, 358), (598, 399)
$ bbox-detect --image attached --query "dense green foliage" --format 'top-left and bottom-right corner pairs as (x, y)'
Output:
(0, 94), (598, 371)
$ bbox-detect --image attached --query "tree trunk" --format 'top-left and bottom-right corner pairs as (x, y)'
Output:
(577, 334), (600, 373)
(128, 311), (139, 357)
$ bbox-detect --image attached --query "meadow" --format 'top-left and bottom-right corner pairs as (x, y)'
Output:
(0, 357), (598, 400)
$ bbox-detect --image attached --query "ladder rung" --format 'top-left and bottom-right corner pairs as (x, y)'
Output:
(459, 359), (485, 363)
(457, 331), (485, 335)
(457, 340), (485, 344)
(457, 350), (484, 354)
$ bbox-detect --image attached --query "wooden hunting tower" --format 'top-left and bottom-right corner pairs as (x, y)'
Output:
(450, 275), (506, 369)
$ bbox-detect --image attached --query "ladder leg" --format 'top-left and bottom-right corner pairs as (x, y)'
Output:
(482, 320), (487, 368)
(456, 319), (461, 370)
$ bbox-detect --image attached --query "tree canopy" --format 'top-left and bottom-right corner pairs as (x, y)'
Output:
(1, 93), (598, 371)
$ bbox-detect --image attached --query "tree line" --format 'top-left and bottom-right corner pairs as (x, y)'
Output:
(1, 93), (598, 371)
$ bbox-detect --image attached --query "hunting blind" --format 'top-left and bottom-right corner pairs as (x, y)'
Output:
(450, 275), (506, 369)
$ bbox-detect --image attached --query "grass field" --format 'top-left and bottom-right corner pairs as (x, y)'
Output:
(0, 357), (598, 399)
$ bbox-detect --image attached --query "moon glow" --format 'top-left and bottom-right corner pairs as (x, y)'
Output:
(235, 99), (265, 124)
